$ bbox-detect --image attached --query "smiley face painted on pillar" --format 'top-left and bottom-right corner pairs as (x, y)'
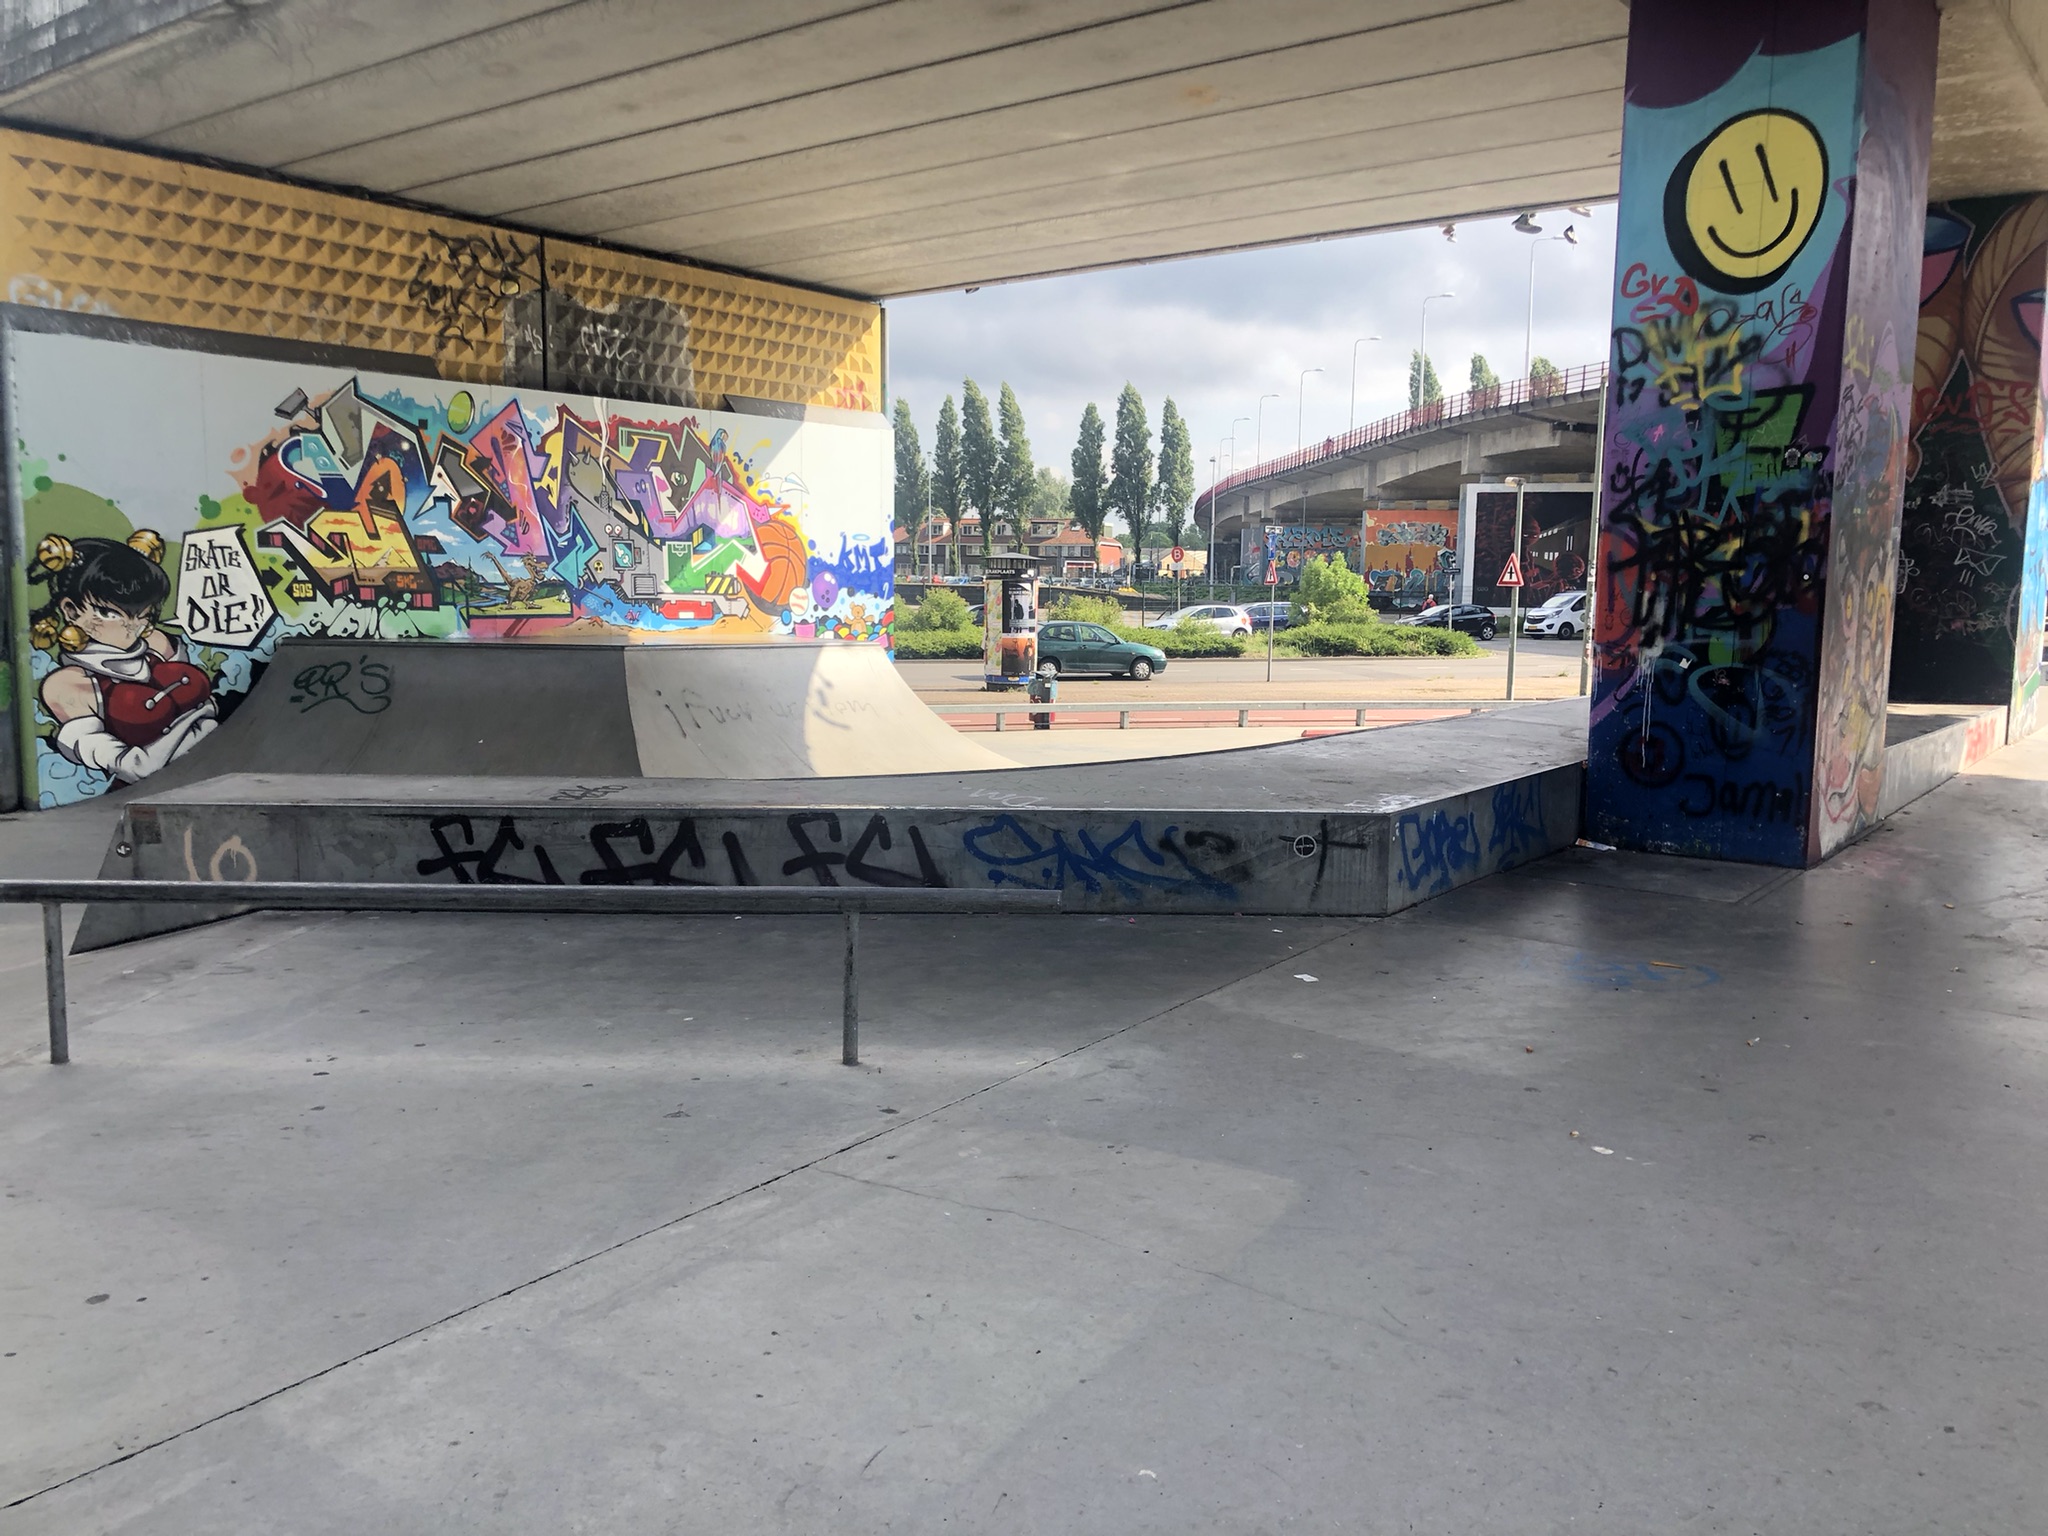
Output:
(1665, 109), (1829, 295)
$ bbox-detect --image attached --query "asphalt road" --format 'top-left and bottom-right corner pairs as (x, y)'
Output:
(900, 636), (1591, 704)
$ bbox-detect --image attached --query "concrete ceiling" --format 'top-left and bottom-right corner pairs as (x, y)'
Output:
(3, 0), (2045, 299)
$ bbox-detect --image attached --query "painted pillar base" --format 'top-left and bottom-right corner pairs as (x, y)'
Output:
(1588, 0), (1939, 866)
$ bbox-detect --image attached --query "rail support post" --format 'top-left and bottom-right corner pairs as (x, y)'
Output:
(841, 907), (860, 1066)
(42, 900), (68, 1065)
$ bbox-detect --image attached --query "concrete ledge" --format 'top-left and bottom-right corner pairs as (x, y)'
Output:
(1877, 704), (2005, 819)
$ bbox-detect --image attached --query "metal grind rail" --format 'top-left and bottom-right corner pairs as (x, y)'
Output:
(0, 881), (1061, 1069)
(928, 698), (1501, 731)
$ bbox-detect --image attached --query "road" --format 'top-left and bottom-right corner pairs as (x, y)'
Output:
(899, 636), (1590, 704)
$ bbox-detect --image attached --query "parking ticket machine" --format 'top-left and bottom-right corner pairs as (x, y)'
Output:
(981, 554), (1041, 690)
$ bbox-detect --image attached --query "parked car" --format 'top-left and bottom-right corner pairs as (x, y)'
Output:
(1399, 603), (1498, 640)
(1244, 600), (1294, 632)
(1144, 603), (1253, 637)
(1035, 621), (1169, 680)
(1522, 589), (1589, 638)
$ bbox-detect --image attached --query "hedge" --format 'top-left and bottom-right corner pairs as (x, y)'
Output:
(891, 626), (983, 659)
(1274, 621), (1482, 658)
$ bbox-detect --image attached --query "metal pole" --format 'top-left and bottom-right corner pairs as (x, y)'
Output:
(841, 907), (860, 1066)
(1349, 335), (1379, 431)
(43, 900), (68, 1065)
(1582, 374), (1608, 696)
(1506, 479), (1526, 700)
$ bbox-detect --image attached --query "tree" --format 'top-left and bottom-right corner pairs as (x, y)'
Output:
(1408, 349), (1443, 409)
(1152, 396), (1195, 552)
(1528, 355), (1563, 398)
(1291, 553), (1375, 626)
(1106, 384), (1153, 572)
(891, 398), (930, 567)
(1468, 354), (1499, 392)
(995, 382), (1035, 544)
(959, 380), (998, 559)
(932, 395), (961, 575)
(1070, 402), (1107, 541)
(1025, 466), (1070, 522)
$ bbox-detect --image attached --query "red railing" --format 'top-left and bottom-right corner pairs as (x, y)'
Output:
(1196, 361), (1606, 518)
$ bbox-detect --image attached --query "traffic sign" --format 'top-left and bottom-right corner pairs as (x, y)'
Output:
(1169, 545), (1185, 564)
(1497, 552), (1524, 588)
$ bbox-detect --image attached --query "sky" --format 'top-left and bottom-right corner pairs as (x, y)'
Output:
(883, 203), (1617, 505)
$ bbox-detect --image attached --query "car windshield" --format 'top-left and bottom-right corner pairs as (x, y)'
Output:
(1417, 606), (1449, 620)
(1536, 592), (1575, 610)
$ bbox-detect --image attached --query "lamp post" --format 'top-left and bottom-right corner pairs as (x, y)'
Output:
(1207, 454), (1218, 597)
(1523, 227), (1577, 380)
(1504, 474), (1527, 700)
(1417, 293), (1454, 412)
(1221, 416), (1249, 593)
(1348, 335), (1381, 432)
(1295, 366), (1324, 571)
(1253, 393), (1280, 469)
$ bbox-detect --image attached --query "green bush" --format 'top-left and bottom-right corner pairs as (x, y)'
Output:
(1275, 621), (1481, 658)
(902, 589), (973, 631)
(1048, 594), (1127, 627)
(1145, 616), (1248, 657)
(1290, 554), (1378, 626)
(892, 625), (983, 659)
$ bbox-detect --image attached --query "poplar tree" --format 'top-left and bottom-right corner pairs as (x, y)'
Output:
(1070, 402), (1107, 542)
(1468, 354), (1499, 392)
(1408, 350), (1443, 409)
(995, 382), (1035, 545)
(932, 395), (962, 574)
(959, 380), (998, 559)
(1153, 397), (1195, 551)
(1107, 383), (1153, 573)
(891, 398), (930, 563)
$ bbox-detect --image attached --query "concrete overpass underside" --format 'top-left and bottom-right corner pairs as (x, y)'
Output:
(4, 0), (2048, 297)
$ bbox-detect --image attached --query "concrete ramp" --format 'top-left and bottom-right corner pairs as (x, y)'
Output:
(133, 639), (1008, 799)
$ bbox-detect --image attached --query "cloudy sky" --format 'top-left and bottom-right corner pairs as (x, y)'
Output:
(884, 203), (1616, 500)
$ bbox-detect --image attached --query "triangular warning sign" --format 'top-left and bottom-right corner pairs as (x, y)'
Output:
(1497, 552), (1524, 588)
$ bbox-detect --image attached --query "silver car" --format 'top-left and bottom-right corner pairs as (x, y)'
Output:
(1144, 603), (1253, 637)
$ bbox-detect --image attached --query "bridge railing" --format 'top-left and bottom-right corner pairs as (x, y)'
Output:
(1198, 361), (1606, 517)
(0, 881), (1061, 1068)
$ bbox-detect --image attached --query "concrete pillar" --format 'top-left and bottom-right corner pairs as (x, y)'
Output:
(1588, 0), (1938, 865)
(1889, 195), (2048, 742)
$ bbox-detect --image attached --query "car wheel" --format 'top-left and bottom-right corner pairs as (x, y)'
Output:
(1232, 627), (1250, 638)
(1129, 658), (1154, 681)
(1037, 659), (1060, 677)
(1479, 623), (1497, 641)
(1561, 622), (1581, 640)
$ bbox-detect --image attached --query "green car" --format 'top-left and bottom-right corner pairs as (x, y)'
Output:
(1035, 621), (1168, 680)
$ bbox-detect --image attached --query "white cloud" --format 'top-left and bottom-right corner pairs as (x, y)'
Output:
(884, 207), (1615, 490)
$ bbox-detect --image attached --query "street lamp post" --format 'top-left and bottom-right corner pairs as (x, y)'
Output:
(1253, 393), (1280, 469)
(1505, 475), (1527, 700)
(1418, 293), (1454, 412)
(1296, 366), (1324, 568)
(1348, 335), (1381, 432)
(1523, 228), (1578, 380)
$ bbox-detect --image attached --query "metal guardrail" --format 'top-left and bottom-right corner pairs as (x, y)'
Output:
(0, 881), (1061, 1068)
(1196, 361), (1606, 516)
(928, 698), (1497, 731)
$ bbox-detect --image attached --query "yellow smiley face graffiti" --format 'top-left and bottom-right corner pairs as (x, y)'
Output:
(1664, 109), (1829, 294)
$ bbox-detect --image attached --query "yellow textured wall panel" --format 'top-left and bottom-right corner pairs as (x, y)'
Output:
(0, 128), (882, 411)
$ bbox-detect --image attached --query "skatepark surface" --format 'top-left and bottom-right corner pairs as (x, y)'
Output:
(2, 730), (2044, 1533)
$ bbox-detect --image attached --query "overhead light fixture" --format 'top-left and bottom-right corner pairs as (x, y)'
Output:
(965, 286), (981, 294)
(1562, 225), (1579, 245)
(1567, 204), (1593, 218)
(1440, 223), (1457, 243)
(1512, 212), (1542, 235)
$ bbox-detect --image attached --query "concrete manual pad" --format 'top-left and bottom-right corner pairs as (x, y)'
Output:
(4, 734), (2047, 1530)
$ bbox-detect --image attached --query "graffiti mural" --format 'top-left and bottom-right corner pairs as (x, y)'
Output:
(1588, 5), (1934, 865)
(1468, 489), (1594, 608)
(8, 331), (892, 807)
(1247, 511), (1458, 603)
(1890, 196), (2048, 724)
(1361, 509), (1458, 606)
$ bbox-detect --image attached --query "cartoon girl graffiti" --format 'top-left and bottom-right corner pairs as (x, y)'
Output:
(29, 532), (218, 785)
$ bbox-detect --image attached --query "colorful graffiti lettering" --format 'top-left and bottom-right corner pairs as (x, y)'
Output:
(11, 332), (892, 806)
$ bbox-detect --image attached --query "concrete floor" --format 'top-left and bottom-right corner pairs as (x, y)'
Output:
(2, 738), (2045, 1532)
